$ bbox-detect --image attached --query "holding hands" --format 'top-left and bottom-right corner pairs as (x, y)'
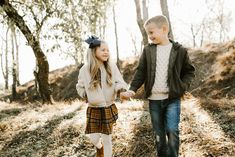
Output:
(120, 90), (135, 101)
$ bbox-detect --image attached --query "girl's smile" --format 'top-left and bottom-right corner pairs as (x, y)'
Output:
(95, 43), (110, 62)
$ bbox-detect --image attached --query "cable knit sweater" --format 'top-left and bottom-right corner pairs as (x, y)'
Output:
(76, 62), (127, 107)
(148, 43), (172, 100)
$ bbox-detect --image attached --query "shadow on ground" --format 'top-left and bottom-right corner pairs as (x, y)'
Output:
(0, 107), (82, 157)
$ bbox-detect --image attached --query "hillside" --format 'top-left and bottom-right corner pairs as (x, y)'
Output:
(190, 40), (235, 99)
(189, 40), (235, 142)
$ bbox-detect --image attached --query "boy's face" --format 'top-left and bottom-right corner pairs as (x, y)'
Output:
(95, 43), (110, 62)
(145, 22), (168, 44)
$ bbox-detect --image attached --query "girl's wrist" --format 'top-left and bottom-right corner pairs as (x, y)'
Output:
(127, 90), (135, 95)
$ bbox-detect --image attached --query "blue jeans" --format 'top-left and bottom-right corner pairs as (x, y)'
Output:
(149, 99), (181, 157)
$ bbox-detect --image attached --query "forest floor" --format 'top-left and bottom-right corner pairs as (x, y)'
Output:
(0, 93), (234, 157)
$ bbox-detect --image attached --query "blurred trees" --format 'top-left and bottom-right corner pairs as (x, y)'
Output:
(0, 0), (114, 103)
(189, 0), (231, 47)
(134, 0), (174, 46)
(205, 0), (231, 42)
(0, 0), (53, 103)
(51, 0), (113, 64)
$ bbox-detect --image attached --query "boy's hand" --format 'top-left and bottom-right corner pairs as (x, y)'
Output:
(120, 90), (135, 101)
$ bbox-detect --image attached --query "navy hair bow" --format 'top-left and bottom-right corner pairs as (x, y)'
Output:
(85, 35), (101, 48)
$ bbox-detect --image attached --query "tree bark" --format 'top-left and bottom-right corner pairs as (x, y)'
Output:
(200, 29), (204, 47)
(130, 32), (138, 56)
(160, 0), (174, 40)
(102, 16), (107, 39)
(134, 0), (148, 46)
(1, 1), (53, 104)
(5, 26), (9, 90)
(10, 23), (17, 99)
(0, 33), (9, 90)
(190, 24), (196, 47)
(112, 6), (120, 68)
(14, 28), (20, 86)
(142, 0), (148, 21)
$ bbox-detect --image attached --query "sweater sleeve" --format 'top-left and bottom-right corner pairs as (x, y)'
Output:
(114, 64), (128, 92)
(181, 49), (195, 90)
(76, 67), (86, 98)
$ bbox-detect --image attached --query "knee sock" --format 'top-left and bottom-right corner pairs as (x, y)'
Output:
(89, 133), (112, 157)
(101, 134), (112, 157)
(89, 133), (102, 149)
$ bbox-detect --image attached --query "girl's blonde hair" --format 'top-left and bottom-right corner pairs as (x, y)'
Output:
(85, 41), (112, 89)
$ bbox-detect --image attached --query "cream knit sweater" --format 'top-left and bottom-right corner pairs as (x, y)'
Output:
(76, 62), (127, 107)
(148, 43), (172, 100)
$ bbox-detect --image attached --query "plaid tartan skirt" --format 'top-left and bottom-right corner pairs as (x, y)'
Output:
(85, 104), (118, 135)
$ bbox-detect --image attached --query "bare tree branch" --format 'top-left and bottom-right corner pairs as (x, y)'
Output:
(134, 0), (148, 46)
(160, 0), (174, 39)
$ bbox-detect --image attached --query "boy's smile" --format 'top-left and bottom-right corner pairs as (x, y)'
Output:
(145, 22), (169, 45)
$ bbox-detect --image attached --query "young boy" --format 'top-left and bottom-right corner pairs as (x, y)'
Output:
(121, 15), (195, 157)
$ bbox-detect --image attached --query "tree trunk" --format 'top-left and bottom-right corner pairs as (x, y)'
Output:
(10, 23), (17, 100)
(142, 0), (149, 21)
(112, 6), (120, 68)
(1, 1), (53, 104)
(200, 29), (204, 47)
(74, 48), (80, 65)
(0, 53), (5, 85)
(160, 0), (174, 40)
(5, 26), (9, 90)
(90, 15), (98, 35)
(98, 16), (107, 39)
(134, 0), (148, 46)
(190, 24), (196, 47)
(0, 36), (8, 90)
(98, 17), (102, 38)
(102, 16), (106, 39)
(14, 29), (20, 86)
(130, 32), (138, 56)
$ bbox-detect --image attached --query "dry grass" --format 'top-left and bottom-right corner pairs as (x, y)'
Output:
(191, 40), (235, 99)
(0, 100), (87, 157)
(180, 96), (235, 157)
(1, 96), (235, 157)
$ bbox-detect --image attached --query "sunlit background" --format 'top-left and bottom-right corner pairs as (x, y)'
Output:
(0, 0), (235, 84)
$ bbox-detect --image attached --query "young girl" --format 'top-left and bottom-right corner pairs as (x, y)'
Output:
(76, 36), (127, 157)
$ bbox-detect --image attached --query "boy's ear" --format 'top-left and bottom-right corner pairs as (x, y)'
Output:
(162, 25), (169, 33)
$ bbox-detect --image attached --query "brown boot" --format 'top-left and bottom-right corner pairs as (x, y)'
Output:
(96, 146), (104, 157)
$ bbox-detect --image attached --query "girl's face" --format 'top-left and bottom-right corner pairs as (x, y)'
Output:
(95, 43), (110, 62)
